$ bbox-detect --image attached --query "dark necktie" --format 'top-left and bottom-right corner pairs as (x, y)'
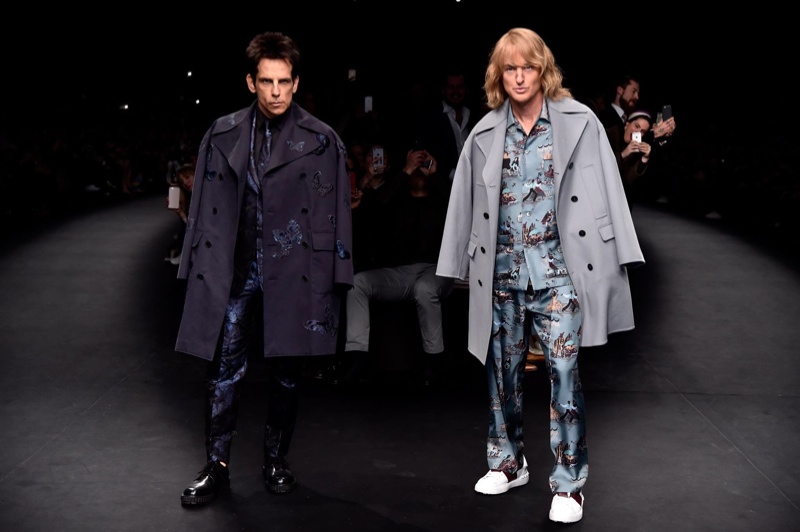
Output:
(257, 121), (272, 175)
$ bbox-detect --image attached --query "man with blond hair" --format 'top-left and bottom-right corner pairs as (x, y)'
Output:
(437, 27), (645, 523)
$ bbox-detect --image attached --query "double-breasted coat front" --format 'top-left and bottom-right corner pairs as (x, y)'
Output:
(436, 98), (645, 365)
(175, 101), (353, 361)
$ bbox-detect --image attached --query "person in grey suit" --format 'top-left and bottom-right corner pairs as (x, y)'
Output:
(436, 27), (645, 524)
(176, 31), (353, 506)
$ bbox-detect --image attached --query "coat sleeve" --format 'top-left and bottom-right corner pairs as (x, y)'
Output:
(332, 133), (355, 288)
(176, 124), (214, 280)
(437, 135), (475, 280)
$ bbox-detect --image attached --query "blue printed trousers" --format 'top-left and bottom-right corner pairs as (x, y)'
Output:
(486, 282), (588, 494)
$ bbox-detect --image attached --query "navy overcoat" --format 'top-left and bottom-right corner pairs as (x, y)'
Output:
(175, 101), (353, 361)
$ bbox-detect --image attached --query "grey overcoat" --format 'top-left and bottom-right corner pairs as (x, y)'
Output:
(436, 98), (645, 365)
(175, 101), (354, 361)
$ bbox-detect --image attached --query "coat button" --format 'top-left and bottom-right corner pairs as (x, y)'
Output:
(480, 246), (486, 253)
(205, 241), (212, 248)
(587, 264), (593, 271)
(302, 241), (309, 248)
(196, 273), (204, 280)
(301, 207), (308, 214)
(478, 279), (483, 287)
(483, 213), (489, 219)
(299, 172), (307, 180)
(579, 230), (586, 237)
(212, 207), (218, 215)
(568, 162), (574, 169)
(301, 275), (308, 282)
(571, 196), (578, 202)
(217, 173), (223, 181)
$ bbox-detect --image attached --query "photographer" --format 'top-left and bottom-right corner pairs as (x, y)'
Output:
(605, 110), (653, 204)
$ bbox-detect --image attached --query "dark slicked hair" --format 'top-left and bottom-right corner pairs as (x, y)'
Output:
(245, 32), (301, 80)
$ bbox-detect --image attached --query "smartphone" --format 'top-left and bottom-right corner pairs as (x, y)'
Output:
(364, 96), (373, 113)
(661, 104), (673, 121)
(371, 146), (385, 174)
(168, 186), (181, 210)
(631, 131), (642, 143)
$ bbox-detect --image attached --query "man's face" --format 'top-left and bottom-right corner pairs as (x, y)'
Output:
(618, 80), (640, 113)
(247, 58), (298, 119)
(502, 51), (542, 108)
(443, 74), (466, 108)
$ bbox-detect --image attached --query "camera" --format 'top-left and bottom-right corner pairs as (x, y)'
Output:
(421, 159), (433, 169)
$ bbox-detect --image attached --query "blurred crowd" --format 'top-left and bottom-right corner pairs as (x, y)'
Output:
(1, 75), (797, 252)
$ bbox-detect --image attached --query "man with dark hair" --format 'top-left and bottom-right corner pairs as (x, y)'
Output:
(598, 74), (641, 128)
(175, 31), (353, 506)
(416, 67), (480, 181)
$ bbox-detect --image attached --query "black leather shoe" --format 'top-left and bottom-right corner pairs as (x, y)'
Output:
(263, 457), (296, 494)
(181, 460), (229, 506)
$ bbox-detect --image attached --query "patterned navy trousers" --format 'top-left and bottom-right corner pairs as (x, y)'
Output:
(205, 260), (302, 464)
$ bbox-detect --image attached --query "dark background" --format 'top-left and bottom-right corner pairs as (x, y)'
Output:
(3, 4), (791, 138)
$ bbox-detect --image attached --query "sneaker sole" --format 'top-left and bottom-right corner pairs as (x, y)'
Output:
(549, 511), (583, 524)
(474, 469), (530, 495)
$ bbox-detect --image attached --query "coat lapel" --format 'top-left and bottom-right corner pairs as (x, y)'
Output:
(207, 104), (252, 207)
(267, 104), (332, 174)
(547, 98), (590, 191)
(475, 102), (509, 189)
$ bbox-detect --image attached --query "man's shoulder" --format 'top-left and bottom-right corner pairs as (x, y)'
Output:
(597, 105), (621, 127)
(208, 105), (252, 135)
(294, 105), (334, 132)
(294, 105), (343, 143)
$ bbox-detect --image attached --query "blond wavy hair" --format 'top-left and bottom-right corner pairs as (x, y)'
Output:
(484, 28), (572, 110)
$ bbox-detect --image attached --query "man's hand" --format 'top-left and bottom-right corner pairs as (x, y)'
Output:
(653, 117), (676, 139)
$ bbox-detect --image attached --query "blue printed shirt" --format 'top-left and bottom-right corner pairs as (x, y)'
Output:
(494, 102), (571, 290)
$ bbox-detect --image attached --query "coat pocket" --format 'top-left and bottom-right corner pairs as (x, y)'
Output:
(467, 240), (477, 258)
(310, 230), (335, 294)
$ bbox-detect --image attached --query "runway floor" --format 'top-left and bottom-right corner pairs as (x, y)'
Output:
(1, 194), (798, 531)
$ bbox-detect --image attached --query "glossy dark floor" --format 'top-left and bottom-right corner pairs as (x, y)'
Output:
(1, 195), (798, 531)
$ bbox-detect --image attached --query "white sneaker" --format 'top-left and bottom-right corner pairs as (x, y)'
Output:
(474, 456), (529, 495)
(549, 492), (584, 523)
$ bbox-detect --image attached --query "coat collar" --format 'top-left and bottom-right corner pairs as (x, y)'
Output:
(209, 101), (333, 180)
(474, 97), (590, 187)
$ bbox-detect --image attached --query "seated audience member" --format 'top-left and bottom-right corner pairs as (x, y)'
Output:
(332, 146), (454, 387)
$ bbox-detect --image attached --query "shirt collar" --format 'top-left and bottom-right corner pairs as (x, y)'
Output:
(256, 106), (287, 132)
(506, 99), (550, 129)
